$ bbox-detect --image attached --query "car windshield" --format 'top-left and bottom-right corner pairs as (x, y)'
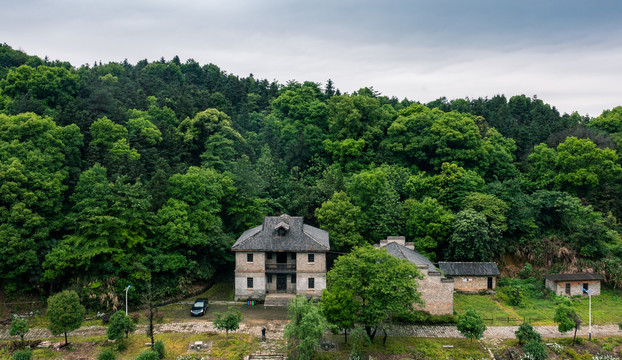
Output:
(193, 302), (204, 307)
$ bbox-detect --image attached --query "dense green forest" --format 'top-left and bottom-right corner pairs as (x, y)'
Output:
(2, 43), (622, 308)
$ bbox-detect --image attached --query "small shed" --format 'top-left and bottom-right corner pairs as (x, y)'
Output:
(438, 262), (500, 292)
(545, 273), (603, 297)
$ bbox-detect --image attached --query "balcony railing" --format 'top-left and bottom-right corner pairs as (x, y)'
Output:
(266, 263), (296, 271)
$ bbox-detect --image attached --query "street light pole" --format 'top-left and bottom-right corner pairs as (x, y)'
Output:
(125, 285), (131, 316)
(585, 288), (594, 341)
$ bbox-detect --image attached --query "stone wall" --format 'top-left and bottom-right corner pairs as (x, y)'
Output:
(234, 273), (267, 300)
(453, 276), (496, 292)
(234, 252), (267, 300)
(416, 267), (454, 315)
(296, 252), (327, 298)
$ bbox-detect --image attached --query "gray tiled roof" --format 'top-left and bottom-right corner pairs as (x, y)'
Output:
(232, 214), (330, 252)
(382, 242), (438, 271)
(545, 273), (603, 282)
(438, 262), (500, 276)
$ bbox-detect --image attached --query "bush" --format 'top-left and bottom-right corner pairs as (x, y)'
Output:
(135, 350), (159, 360)
(130, 313), (140, 323)
(12, 349), (31, 360)
(602, 343), (613, 351)
(102, 313), (111, 325)
(153, 340), (166, 360)
(523, 340), (547, 360)
(97, 348), (116, 360)
(515, 323), (541, 345)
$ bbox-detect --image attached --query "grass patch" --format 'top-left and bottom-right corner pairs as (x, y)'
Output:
(0, 332), (256, 360)
(455, 287), (622, 326)
(317, 336), (489, 359)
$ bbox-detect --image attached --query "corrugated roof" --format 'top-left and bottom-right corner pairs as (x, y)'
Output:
(438, 262), (500, 276)
(545, 273), (603, 282)
(382, 242), (438, 271)
(231, 214), (330, 252)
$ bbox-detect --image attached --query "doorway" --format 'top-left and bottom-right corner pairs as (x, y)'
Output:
(277, 274), (287, 292)
(487, 277), (493, 290)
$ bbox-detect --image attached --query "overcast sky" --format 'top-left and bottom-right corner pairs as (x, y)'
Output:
(3, 0), (622, 117)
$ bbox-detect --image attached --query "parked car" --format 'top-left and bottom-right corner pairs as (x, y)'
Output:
(190, 298), (209, 316)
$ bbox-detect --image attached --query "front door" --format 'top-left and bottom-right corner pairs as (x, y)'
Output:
(277, 274), (287, 292)
(276, 252), (287, 264)
(487, 277), (493, 290)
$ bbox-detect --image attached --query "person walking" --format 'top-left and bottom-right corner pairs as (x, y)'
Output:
(261, 326), (266, 341)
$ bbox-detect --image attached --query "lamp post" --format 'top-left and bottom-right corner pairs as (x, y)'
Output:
(125, 285), (131, 316)
(585, 288), (594, 341)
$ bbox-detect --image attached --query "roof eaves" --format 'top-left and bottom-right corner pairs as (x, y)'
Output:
(302, 229), (329, 250)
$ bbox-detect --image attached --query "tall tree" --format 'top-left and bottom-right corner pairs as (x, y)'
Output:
(325, 245), (422, 341)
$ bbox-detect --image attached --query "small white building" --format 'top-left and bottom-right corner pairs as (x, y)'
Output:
(545, 273), (603, 297)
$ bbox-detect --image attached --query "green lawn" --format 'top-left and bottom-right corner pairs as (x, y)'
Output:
(455, 288), (622, 326)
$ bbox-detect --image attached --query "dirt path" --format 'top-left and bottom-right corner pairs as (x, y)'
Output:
(2, 322), (621, 341)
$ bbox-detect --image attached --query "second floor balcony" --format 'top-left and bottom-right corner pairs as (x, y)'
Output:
(265, 263), (296, 272)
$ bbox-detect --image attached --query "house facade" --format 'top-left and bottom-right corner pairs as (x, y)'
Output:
(545, 273), (603, 297)
(375, 236), (454, 315)
(438, 262), (500, 292)
(232, 214), (329, 301)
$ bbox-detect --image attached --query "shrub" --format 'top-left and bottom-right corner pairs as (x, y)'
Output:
(515, 323), (541, 345)
(102, 313), (111, 325)
(523, 340), (547, 360)
(135, 350), (159, 360)
(12, 349), (31, 360)
(130, 313), (140, 323)
(504, 285), (525, 307)
(602, 343), (613, 351)
(97, 349), (116, 360)
(153, 340), (166, 360)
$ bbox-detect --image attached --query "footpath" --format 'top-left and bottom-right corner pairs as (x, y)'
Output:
(1, 322), (621, 341)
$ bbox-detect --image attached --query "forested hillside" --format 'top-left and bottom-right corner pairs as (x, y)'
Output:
(2, 43), (622, 308)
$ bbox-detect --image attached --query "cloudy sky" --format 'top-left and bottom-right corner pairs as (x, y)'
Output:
(3, 0), (622, 116)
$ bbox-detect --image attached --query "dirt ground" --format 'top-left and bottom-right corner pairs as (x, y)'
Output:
(157, 302), (288, 323)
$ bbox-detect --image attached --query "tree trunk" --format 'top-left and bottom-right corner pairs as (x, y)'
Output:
(382, 328), (387, 346)
(573, 326), (578, 346)
(344, 329), (348, 344)
(225, 330), (229, 345)
(365, 326), (377, 342)
(64, 331), (68, 344)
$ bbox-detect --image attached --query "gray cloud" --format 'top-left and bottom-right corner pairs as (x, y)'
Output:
(2, 0), (622, 116)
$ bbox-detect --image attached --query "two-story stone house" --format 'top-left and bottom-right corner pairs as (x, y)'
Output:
(232, 214), (330, 301)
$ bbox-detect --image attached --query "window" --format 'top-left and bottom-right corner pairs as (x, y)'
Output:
(267, 252), (272, 260)
(291, 253), (296, 260)
(291, 274), (296, 283)
(308, 253), (315, 263)
(247, 253), (254, 262)
(565, 283), (570, 295)
(583, 283), (589, 292)
(247, 277), (254, 288)
(267, 274), (273, 283)
(308, 278), (315, 289)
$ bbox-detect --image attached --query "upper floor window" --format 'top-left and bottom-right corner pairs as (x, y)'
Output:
(308, 253), (315, 263)
(267, 252), (272, 260)
(247, 253), (254, 262)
